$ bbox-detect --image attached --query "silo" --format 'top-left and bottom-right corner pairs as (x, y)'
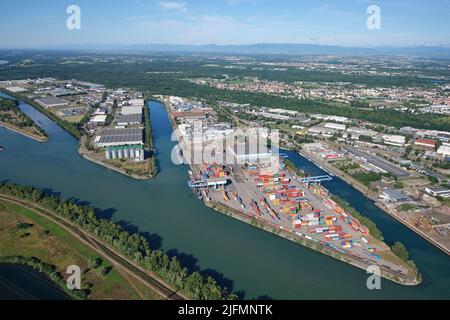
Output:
(118, 148), (124, 159)
(124, 148), (130, 159)
(135, 148), (140, 158)
(105, 149), (112, 160)
(111, 148), (118, 159)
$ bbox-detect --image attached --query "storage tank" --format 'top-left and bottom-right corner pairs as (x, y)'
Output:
(118, 148), (124, 159)
(105, 149), (112, 160)
(130, 148), (136, 159)
(124, 148), (130, 159)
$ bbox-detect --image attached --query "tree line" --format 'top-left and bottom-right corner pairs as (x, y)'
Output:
(0, 255), (86, 300)
(0, 96), (47, 137)
(1, 62), (448, 131)
(0, 90), (81, 139)
(0, 183), (237, 300)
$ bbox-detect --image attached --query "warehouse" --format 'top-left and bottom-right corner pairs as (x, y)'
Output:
(35, 97), (69, 108)
(96, 127), (144, 148)
(424, 186), (450, 198)
(382, 134), (406, 147)
(324, 123), (347, 131)
(379, 189), (409, 203)
(414, 138), (436, 149)
(344, 146), (411, 178)
(127, 99), (145, 107)
(117, 114), (142, 126)
(437, 145), (450, 158)
(90, 115), (107, 125)
(121, 106), (143, 115)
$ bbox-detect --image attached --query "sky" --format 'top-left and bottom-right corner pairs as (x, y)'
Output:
(0, 0), (449, 48)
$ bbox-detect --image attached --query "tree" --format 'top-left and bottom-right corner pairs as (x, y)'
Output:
(391, 241), (410, 262)
(88, 257), (102, 269)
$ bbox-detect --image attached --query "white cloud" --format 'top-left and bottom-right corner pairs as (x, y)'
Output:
(158, 1), (187, 13)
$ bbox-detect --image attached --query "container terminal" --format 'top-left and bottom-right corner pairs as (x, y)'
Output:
(163, 96), (419, 285)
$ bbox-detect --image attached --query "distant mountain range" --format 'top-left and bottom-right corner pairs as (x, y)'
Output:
(27, 43), (450, 57)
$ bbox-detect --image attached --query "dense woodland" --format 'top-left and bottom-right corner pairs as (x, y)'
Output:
(1, 56), (449, 131)
(0, 183), (237, 300)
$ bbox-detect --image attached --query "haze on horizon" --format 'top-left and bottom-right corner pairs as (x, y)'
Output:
(0, 0), (449, 49)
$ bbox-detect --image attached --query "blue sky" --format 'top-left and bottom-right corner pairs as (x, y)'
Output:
(0, 0), (449, 48)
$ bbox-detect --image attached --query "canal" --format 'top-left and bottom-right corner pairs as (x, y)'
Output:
(0, 93), (449, 299)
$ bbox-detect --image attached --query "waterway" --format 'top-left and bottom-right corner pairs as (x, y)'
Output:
(0, 93), (449, 299)
(0, 264), (70, 300)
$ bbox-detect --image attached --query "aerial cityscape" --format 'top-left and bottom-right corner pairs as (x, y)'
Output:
(0, 0), (449, 312)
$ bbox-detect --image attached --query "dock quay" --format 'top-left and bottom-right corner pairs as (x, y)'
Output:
(161, 97), (419, 285)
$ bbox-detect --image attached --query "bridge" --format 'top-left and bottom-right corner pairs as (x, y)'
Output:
(297, 175), (333, 184)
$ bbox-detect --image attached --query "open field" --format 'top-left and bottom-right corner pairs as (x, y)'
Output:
(0, 199), (162, 300)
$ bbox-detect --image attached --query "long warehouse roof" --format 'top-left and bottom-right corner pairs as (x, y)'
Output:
(99, 128), (143, 144)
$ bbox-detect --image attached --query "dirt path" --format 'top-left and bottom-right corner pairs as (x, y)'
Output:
(0, 194), (187, 300)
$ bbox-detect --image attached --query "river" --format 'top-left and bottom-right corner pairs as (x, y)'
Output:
(0, 264), (70, 300)
(0, 93), (449, 299)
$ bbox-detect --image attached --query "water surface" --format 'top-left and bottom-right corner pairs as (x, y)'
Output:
(0, 93), (449, 299)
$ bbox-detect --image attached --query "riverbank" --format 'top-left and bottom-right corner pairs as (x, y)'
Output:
(77, 136), (155, 180)
(0, 89), (81, 139)
(0, 193), (184, 300)
(0, 121), (47, 142)
(162, 98), (419, 286)
(0, 197), (160, 300)
(1, 88), (157, 181)
(207, 199), (419, 286)
(299, 147), (450, 256)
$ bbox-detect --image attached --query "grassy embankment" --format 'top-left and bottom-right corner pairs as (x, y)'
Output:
(0, 97), (48, 141)
(0, 200), (161, 300)
(0, 89), (81, 139)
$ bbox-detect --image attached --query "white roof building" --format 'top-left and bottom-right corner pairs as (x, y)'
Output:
(437, 145), (450, 157)
(324, 123), (346, 131)
(382, 134), (406, 147)
(91, 115), (107, 123)
(128, 99), (145, 107)
(121, 106), (143, 115)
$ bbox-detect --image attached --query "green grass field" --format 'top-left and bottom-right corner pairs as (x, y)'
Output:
(0, 200), (161, 300)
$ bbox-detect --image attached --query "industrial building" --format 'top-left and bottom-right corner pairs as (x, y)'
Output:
(121, 106), (143, 115)
(414, 138), (437, 149)
(424, 186), (450, 198)
(127, 99), (145, 107)
(117, 114), (142, 126)
(105, 145), (145, 162)
(345, 146), (411, 178)
(90, 115), (107, 125)
(35, 97), (69, 108)
(258, 111), (291, 121)
(308, 126), (338, 138)
(324, 123), (347, 131)
(382, 134), (406, 147)
(437, 145), (450, 158)
(96, 127), (144, 148)
(379, 189), (409, 203)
